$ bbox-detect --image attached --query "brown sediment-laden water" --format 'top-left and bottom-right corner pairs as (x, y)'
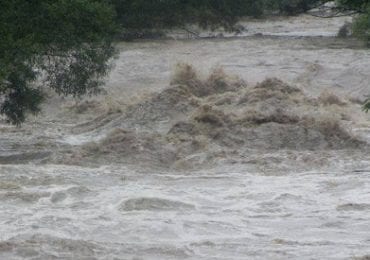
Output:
(0, 14), (370, 259)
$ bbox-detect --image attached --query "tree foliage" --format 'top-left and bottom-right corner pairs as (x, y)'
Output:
(0, 0), (117, 124)
(352, 5), (370, 44)
(336, 0), (370, 43)
(337, 0), (369, 12)
(110, 0), (265, 32)
(110, 0), (323, 33)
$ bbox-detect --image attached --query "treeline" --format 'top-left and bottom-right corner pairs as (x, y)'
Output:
(109, 0), (369, 50)
(111, 0), (261, 31)
(110, 0), (322, 32)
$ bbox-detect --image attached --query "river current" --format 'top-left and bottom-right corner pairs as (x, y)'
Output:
(0, 14), (370, 260)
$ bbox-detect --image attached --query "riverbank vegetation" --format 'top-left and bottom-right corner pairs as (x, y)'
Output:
(111, 0), (324, 37)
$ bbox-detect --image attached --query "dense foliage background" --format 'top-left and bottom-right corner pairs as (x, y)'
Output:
(110, 0), (323, 32)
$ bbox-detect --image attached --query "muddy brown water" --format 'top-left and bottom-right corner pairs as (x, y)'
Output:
(1, 15), (370, 260)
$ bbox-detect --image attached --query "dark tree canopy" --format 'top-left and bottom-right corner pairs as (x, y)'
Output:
(0, 0), (117, 124)
(337, 0), (369, 12)
(110, 0), (323, 32)
(110, 0), (265, 32)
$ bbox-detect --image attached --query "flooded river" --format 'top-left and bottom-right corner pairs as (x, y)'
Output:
(1, 14), (370, 259)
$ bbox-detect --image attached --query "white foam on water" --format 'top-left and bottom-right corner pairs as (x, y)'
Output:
(1, 13), (370, 260)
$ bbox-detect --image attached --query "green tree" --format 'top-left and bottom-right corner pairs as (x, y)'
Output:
(0, 0), (117, 124)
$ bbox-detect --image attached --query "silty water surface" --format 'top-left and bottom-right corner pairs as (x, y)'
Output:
(0, 14), (370, 260)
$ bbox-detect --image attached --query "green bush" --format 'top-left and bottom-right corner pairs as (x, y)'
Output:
(364, 99), (370, 112)
(353, 6), (370, 45)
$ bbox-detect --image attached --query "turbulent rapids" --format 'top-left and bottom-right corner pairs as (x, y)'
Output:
(1, 14), (370, 260)
(53, 64), (366, 170)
